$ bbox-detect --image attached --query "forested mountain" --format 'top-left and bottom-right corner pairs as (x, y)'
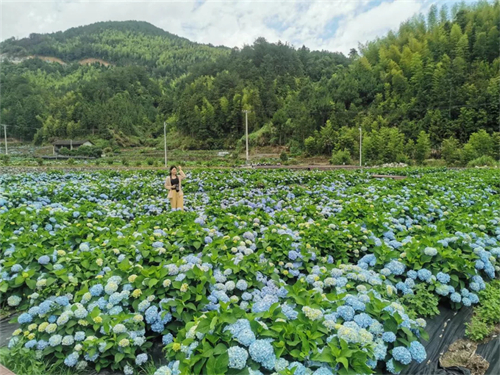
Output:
(0, 21), (230, 76)
(1, 1), (499, 164)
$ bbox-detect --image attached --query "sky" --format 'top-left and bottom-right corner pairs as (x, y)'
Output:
(1, 0), (475, 54)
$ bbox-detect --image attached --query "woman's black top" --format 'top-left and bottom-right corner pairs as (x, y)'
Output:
(171, 176), (179, 189)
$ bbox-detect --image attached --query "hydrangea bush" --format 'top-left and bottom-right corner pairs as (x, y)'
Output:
(0, 168), (499, 375)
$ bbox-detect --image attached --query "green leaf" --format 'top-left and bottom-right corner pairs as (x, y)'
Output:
(215, 352), (229, 374)
(420, 330), (430, 341)
(115, 353), (124, 362)
(149, 278), (159, 287)
(206, 355), (217, 375)
(337, 357), (349, 370)
(194, 358), (207, 374)
(14, 276), (24, 286)
(213, 343), (227, 355)
(118, 258), (130, 272)
(311, 348), (334, 363)
(26, 279), (36, 289)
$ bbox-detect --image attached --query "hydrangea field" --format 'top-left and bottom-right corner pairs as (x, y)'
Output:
(0, 168), (499, 375)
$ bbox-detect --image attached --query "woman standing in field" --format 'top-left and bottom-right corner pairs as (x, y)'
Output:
(165, 165), (186, 210)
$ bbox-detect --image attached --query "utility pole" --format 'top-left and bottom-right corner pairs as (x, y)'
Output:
(359, 127), (362, 167)
(1, 125), (7, 155)
(242, 110), (251, 164)
(164, 121), (167, 168)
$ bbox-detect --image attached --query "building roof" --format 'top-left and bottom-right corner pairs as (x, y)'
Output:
(52, 140), (93, 146)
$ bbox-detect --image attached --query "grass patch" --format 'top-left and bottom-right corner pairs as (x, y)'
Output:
(0, 344), (83, 375)
(465, 280), (500, 341)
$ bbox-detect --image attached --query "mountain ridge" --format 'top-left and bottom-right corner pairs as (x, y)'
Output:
(0, 2), (498, 166)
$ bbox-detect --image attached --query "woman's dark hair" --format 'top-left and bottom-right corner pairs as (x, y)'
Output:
(169, 165), (177, 178)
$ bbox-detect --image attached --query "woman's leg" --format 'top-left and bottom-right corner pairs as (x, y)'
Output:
(170, 192), (177, 210)
(178, 195), (184, 211)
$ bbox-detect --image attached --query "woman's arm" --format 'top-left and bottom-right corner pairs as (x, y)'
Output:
(178, 167), (186, 181)
(165, 177), (172, 190)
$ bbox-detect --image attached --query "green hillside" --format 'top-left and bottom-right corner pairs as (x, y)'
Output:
(0, 2), (499, 165)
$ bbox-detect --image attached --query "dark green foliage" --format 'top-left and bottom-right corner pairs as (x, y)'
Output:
(76, 146), (102, 158)
(466, 280), (500, 341)
(400, 283), (440, 319)
(330, 149), (352, 165)
(0, 155), (10, 165)
(0, 2), (499, 154)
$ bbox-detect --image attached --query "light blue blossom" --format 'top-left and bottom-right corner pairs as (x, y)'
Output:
(382, 332), (397, 343)
(135, 353), (148, 365)
(409, 341), (426, 363)
(90, 284), (104, 297)
(38, 256), (50, 265)
(64, 352), (79, 367)
(392, 346), (412, 365)
(249, 340), (275, 365)
(18, 313), (33, 324)
(228, 346), (248, 370)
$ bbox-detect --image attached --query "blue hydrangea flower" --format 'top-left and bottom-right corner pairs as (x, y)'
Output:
(382, 332), (397, 343)
(436, 284), (450, 296)
(436, 272), (450, 284)
(353, 313), (373, 329)
(386, 358), (401, 374)
(163, 333), (173, 345)
(11, 264), (23, 273)
(409, 341), (426, 363)
(450, 293), (461, 303)
(313, 367), (333, 375)
(249, 340), (275, 365)
(236, 280), (248, 291)
(64, 352), (79, 367)
(24, 340), (37, 349)
(37, 340), (48, 350)
(18, 313), (33, 324)
(38, 300), (53, 315)
(417, 269), (432, 282)
(385, 260), (406, 275)
(228, 346), (248, 370)
(74, 332), (85, 341)
(337, 306), (355, 321)
(55, 296), (70, 306)
(38, 255), (50, 265)
(135, 353), (148, 365)
(288, 362), (306, 375)
(407, 270), (417, 279)
(236, 328), (256, 347)
(392, 346), (412, 365)
(424, 247), (437, 256)
(90, 284), (104, 297)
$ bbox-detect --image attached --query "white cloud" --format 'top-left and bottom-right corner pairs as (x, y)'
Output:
(0, 0), (471, 54)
